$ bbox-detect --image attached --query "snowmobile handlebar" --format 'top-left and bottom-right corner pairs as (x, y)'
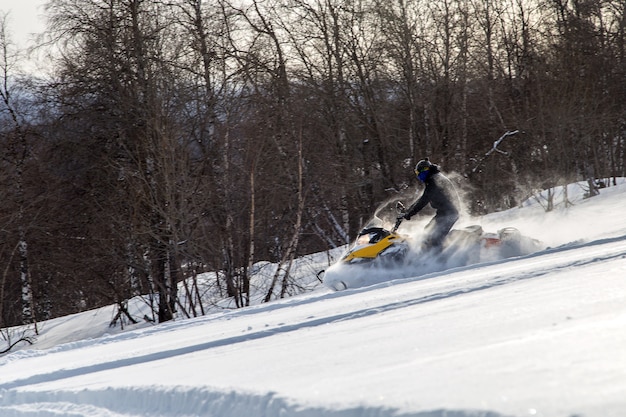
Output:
(392, 216), (403, 233)
(392, 201), (406, 232)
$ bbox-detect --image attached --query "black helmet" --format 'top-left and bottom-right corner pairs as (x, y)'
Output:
(414, 158), (432, 174)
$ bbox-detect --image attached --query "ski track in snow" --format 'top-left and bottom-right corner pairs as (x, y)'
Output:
(2, 232), (626, 417)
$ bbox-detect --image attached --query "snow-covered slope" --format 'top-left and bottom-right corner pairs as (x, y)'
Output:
(1, 180), (626, 417)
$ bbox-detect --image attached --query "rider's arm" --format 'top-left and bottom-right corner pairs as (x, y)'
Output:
(406, 187), (431, 218)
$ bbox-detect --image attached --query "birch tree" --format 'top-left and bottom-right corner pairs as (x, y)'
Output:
(0, 13), (36, 329)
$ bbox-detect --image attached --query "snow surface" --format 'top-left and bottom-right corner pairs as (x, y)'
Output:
(2, 179), (626, 417)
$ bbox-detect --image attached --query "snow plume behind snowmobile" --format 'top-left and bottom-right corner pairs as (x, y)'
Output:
(321, 203), (545, 291)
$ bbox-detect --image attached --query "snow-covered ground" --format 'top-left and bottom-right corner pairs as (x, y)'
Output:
(1, 179), (626, 417)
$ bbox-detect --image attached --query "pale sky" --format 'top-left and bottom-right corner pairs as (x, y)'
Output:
(0, 0), (47, 49)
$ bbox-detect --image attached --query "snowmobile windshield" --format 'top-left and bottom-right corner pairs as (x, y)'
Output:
(356, 227), (390, 245)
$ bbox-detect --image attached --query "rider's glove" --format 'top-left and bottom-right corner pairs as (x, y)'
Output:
(403, 212), (412, 221)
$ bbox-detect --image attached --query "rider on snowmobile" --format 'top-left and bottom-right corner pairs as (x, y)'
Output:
(403, 158), (461, 251)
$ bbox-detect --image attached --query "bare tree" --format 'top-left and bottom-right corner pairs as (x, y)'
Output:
(0, 13), (37, 330)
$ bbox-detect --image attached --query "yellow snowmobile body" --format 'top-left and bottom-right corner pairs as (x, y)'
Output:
(341, 226), (409, 264)
(343, 233), (402, 262)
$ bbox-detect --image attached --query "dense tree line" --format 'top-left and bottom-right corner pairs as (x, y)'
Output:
(0, 0), (624, 330)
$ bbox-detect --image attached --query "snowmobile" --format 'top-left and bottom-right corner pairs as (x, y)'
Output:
(320, 203), (544, 291)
